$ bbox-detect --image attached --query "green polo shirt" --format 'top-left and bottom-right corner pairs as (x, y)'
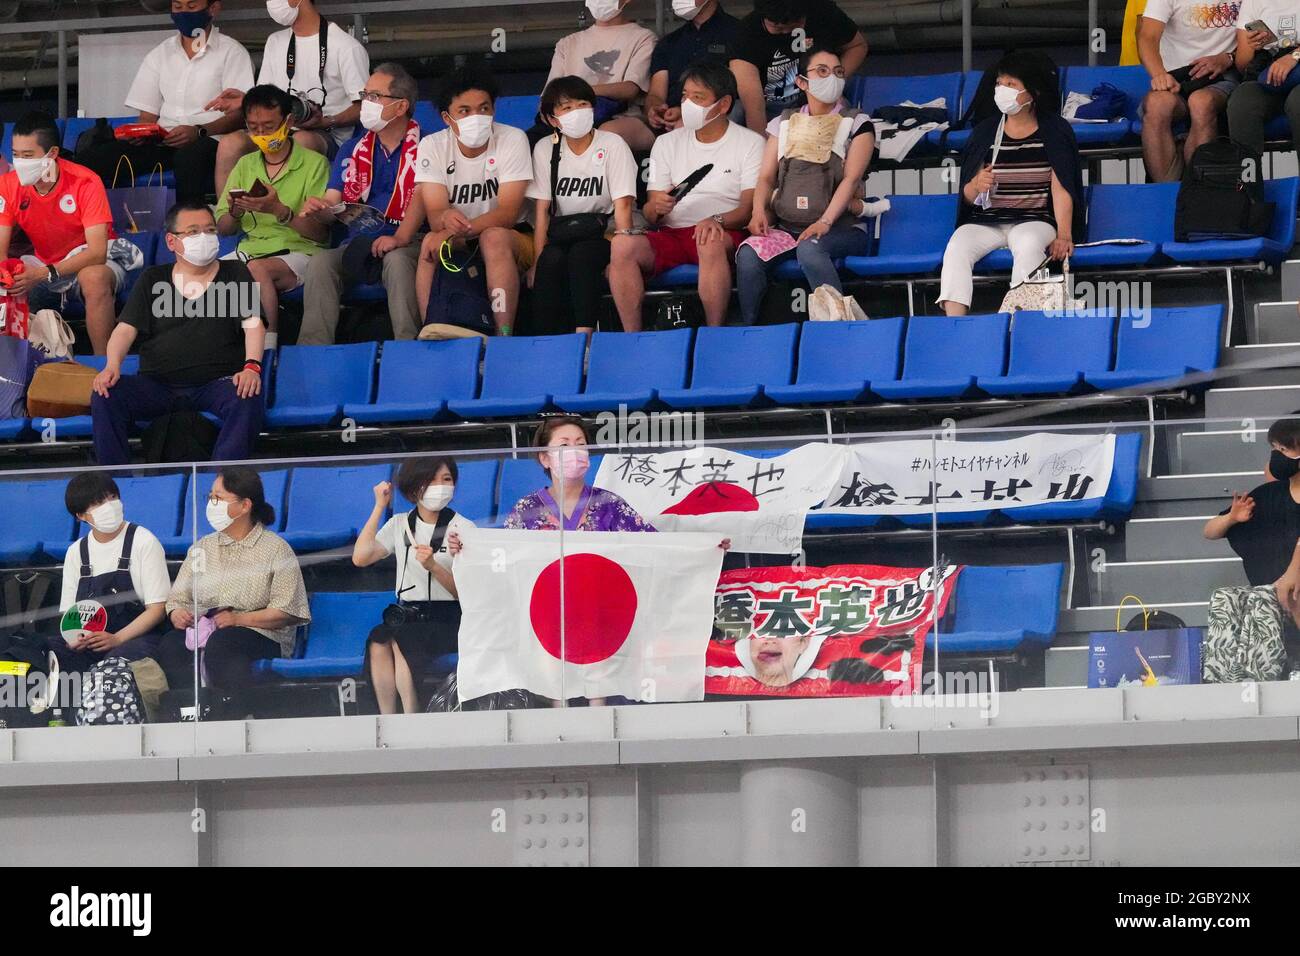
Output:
(216, 143), (329, 258)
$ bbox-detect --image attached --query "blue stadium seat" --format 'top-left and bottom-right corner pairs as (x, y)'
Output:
(159, 468), (289, 556)
(977, 310), (1115, 395)
(280, 463), (391, 551)
(449, 458), (500, 525)
(553, 328), (692, 412)
(493, 454), (605, 526)
(73, 472), (187, 542)
(342, 338), (480, 424)
(0, 417), (28, 440)
(765, 317), (905, 404)
(494, 95), (540, 130)
(871, 313), (1009, 400)
(265, 342), (378, 428)
(849, 72), (964, 155)
(62, 117), (96, 152)
(1084, 305), (1222, 390)
(1161, 176), (1300, 266)
(648, 264), (699, 289)
(843, 193), (959, 277)
(1075, 182), (1178, 267)
(658, 323), (799, 408)
(260, 591), (391, 678)
(414, 101), (441, 134)
(933, 563), (1064, 653)
(1, 120), (11, 160)
(1060, 65), (1147, 145)
(447, 333), (585, 418)
(925, 69), (986, 151)
(1009, 431), (1143, 522)
(0, 478), (75, 563)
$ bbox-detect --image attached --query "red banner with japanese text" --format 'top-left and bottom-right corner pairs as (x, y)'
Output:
(706, 563), (962, 697)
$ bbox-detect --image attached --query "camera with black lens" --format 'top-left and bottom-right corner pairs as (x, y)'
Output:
(382, 602), (436, 628)
(289, 90), (323, 125)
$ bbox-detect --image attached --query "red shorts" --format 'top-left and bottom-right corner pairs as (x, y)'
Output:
(647, 226), (747, 275)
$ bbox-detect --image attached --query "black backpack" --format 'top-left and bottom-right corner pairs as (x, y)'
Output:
(70, 117), (115, 165)
(1174, 138), (1275, 242)
(422, 240), (493, 338)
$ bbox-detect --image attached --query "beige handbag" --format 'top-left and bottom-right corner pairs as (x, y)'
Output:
(997, 254), (1084, 315)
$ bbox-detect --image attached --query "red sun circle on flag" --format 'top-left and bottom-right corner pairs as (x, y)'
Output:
(661, 481), (759, 516)
(529, 554), (638, 664)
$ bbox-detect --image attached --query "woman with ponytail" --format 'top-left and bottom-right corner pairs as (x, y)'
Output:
(156, 466), (310, 718)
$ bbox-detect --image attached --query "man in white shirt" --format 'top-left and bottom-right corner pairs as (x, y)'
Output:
(80, 0), (253, 203)
(208, 0), (370, 195)
(410, 67), (534, 336)
(608, 59), (764, 331)
(1139, 0), (1242, 181)
(51, 473), (171, 673)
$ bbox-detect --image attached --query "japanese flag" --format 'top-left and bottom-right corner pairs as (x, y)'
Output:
(453, 528), (725, 702)
(593, 443), (849, 554)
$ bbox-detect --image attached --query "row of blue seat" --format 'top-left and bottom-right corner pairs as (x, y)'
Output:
(260, 307), (1221, 428)
(653, 179), (1300, 292)
(265, 561), (1067, 680)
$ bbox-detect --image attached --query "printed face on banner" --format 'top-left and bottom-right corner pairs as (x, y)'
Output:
(707, 563), (961, 697)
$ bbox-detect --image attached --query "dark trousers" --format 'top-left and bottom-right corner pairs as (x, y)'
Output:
(46, 632), (160, 674)
(80, 137), (220, 204)
(156, 625), (277, 717)
(1226, 80), (1300, 156)
(91, 373), (264, 466)
(531, 238), (611, 333)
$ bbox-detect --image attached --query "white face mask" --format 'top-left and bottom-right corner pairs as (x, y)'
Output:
(673, 0), (703, 17)
(557, 107), (595, 139)
(452, 113), (493, 149)
(266, 0), (300, 26)
(586, 0), (622, 21)
(359, 99), (391, 132)
(88, 499), (124, 535)
(994, 84), (1026, 115)
(180, 232), (220, 268)
(420, 484), (454, 511)
(681, 97), (722, 131)
(13, 153), (53, 187)
(206, 498), (236, 533)
(805, 73), (846, 106)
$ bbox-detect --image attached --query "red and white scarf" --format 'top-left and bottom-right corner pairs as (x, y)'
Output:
(342, 119), (420, 224)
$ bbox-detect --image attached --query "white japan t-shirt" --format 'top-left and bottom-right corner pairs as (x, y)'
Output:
(374, 511), (475, 602)
(415, 124), (533, 223)
(60, 524), (172, 614)
(647, 121), (765, 229)
(1142, 0), (1241, 71)
(527, 129), (638, 216)
(257, 21), (371, 145)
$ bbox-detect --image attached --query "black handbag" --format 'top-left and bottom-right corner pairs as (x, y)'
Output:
(545, 135), (608, 247)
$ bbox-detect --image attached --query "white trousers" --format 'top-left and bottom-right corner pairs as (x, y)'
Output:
(938, 220), (1057, 308)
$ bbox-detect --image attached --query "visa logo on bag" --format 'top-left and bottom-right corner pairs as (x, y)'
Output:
(1087, 628), (1203, 688)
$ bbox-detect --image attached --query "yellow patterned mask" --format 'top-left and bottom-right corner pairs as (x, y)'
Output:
(250, 120), (290, 155)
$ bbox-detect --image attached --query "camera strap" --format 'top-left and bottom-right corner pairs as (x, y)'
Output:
(396, 506), (457, 602)
(286, 19), (329, 91)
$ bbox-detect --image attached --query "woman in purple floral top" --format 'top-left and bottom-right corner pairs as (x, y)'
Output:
(503, 417), (655, 531)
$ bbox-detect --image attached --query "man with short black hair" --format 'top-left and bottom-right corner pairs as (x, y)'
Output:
(731, 0), (867, 132)
(91, 200), (265, 466)
(299, 63), (425, 344)
(0, 111), (142, 354)
(216, 84), (330, 345)
(412, 66), (533, 335)
(79, 0), (253, 202)
(608, 59), (763, 330)
(53, 473), (171, 672)
(647, 0), (742, 132)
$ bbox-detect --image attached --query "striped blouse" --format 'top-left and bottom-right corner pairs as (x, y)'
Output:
(970, 131), (1056, 227)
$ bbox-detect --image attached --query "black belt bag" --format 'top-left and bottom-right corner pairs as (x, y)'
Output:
(546, 135), (608, 247)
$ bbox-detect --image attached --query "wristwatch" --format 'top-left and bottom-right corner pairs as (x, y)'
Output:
(46, 264), (59, 284)
(711, 213), (725, 227)
(1291, 49), (1300, 61)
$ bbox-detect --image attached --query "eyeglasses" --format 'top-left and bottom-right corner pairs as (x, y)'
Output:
(359, 90), (402, 104)
(206, 493), (238, 505)
(171, 227), (219, 238)
(803, 66), (846, 79)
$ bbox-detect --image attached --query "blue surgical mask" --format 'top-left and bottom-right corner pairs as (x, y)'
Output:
(172, 9), (212, 37)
